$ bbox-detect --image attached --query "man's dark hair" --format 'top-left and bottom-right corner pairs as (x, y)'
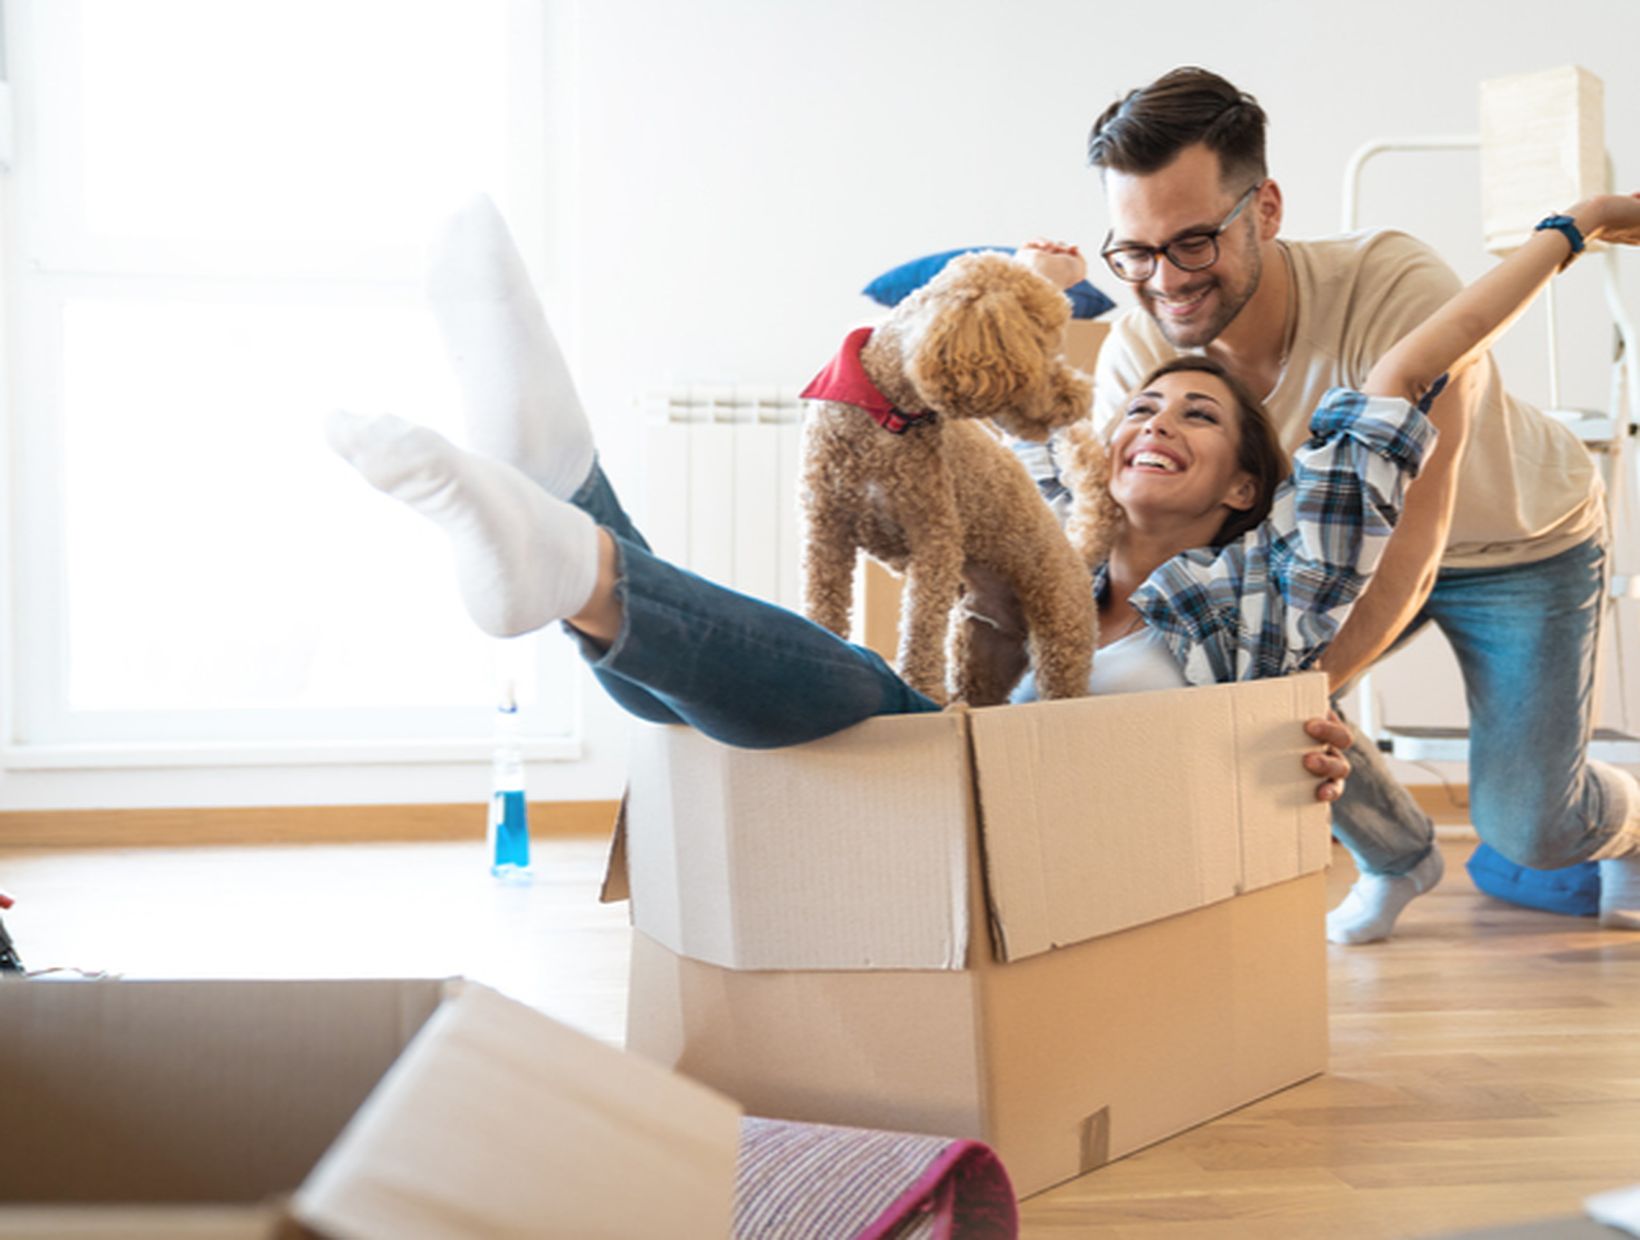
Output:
(1087, 67), (1267, 188)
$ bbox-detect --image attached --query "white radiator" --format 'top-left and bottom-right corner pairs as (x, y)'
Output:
(641, 387), (807, 610)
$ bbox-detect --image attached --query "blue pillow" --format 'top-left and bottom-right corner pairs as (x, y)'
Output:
(862, 246), (1116, 321)
(1465, 841), (1599, 918)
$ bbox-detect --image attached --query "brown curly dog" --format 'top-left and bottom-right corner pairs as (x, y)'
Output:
(799, 251), (1111, 706)
(1059, 418), (1125, 573)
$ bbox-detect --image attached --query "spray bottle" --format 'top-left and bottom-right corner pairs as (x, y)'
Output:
(488, 678), (533, 883)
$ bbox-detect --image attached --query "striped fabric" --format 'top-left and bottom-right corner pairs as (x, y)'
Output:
(734, 1117), (1017, 1239)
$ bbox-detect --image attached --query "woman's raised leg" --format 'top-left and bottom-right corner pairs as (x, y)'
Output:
(326, 412), (937, 747)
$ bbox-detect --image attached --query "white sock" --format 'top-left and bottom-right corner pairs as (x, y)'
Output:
(1592, 761), (1640, 928)
(426, 193), (595, 500)
(1599, 859), (1640, 930)
(326, 410), (598, 638)
(1326, 845), (1445, 946)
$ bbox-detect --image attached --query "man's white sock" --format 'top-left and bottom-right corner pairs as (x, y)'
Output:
(1326, 845), (1445, 946)
(326, 410), (598, 637)
(1598, 859), (1640, 930)
(1591, 761), (1640, 929)
(426, 194), (595, 500)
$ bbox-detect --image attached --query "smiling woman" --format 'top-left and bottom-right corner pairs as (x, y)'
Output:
(1107, 355), (1286, 550)
(322, 200), (1395, 801)
(1052, 354), (1429, 690)
(319, 185), (1640, 820)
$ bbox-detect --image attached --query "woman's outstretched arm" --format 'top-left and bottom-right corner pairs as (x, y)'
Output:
(1364, 193), (1640, 403)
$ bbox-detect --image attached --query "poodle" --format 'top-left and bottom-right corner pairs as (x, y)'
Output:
(1059, 419), (1126, 573)
(798, 250), (1113, 706)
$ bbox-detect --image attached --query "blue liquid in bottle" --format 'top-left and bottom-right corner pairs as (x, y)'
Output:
(489, 701), (533, 883)
(490, 788), (531, 876)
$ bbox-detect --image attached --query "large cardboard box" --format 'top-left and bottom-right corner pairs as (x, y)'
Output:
(0, 978), (741, 1239)
(612, 674), (1332, 1198)
(1480, 66), (1605, 255)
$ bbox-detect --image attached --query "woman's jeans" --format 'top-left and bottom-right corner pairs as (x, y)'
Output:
(1332, 535), (1627, 874)
(567, 462), (938, 748)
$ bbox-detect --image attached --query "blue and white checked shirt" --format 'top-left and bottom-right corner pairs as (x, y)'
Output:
(1106, 388), (1437, 686)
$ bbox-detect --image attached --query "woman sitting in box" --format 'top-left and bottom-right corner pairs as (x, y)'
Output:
(328, 192), (1640, 888)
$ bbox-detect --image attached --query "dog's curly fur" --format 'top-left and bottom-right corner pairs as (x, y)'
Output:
(800, 251), (1112, 705)
(1059, 419), (1126, 572)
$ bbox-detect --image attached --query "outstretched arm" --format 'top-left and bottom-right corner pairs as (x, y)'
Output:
(1317, 366), (1475, 689)
(1321, 193), (1640, 689)
(1364, 193), (1640, 404)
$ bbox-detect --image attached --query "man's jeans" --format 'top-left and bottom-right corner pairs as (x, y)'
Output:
(1332, 535), (1625, 875)
(566, 461), (938, 748)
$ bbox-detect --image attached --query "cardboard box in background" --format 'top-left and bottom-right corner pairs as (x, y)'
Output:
(0, 978), (740, 1239)
(1481, 66), (1604, 255)
(613, 673), (1332, 1198)
(1063, 317), (1109, 376)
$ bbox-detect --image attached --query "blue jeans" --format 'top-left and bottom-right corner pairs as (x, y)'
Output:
(1332, 535), (1626, 874)
(565, 462), (938, 747)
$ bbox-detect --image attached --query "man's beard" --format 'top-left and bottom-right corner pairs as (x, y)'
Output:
(1141, 243), (1262, 349)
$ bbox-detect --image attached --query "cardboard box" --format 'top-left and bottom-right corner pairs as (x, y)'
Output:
(611, 674), (1332, 1197)
(1063, 317), (1110, 376)
(0, 978), (741, 1239)
(1481, 66), (1605, 255)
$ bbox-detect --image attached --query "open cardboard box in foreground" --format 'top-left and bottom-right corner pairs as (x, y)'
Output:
(609, 672), (1333, 1198)
(0, 978), (740, 1239)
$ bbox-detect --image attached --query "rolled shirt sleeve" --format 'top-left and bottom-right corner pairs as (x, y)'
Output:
(1130, 388), (1438, 685)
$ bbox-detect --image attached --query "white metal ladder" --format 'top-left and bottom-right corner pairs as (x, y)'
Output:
(1342, 136), (1640, 766)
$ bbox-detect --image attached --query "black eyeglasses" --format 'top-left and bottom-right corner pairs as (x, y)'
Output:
(1099, 182), (1263, 284)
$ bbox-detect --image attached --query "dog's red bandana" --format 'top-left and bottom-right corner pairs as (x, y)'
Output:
(800, 326), (934, 435)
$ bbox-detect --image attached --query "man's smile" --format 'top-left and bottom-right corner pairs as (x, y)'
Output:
(1150, 287), (1213, 319)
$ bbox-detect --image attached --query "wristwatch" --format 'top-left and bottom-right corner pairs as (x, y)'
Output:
(1535, 214), (1586, 266)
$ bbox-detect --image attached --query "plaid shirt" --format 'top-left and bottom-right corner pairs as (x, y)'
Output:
(1102, 388), (1437, 686)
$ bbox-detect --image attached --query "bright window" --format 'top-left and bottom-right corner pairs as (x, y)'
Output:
(3, 0), (575, 762)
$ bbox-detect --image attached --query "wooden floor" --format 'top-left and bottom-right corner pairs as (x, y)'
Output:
(3, 835), (1638, 1238)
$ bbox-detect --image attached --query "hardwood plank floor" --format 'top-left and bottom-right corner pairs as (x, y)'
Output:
(0, 838), (632, 1046)
(2, 836), (1636, 1238)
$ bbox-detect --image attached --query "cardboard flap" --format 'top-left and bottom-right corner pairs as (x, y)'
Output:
(0, 1205), (286, 1238)
(599, 792), (631, 905)
(1229, 673), (1334, 887)
(626, 713), (973, 971)
(971, 674), (1329, 962)
(292, 983), (740, 1240)
(0, 979), (447, 1208)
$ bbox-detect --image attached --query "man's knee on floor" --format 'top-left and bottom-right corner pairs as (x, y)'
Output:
(1479, 824), (1590, 871)
(1471, 775), (1615, 869)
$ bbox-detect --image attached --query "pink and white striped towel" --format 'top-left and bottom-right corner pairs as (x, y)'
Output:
(734, 1117), (1017, 1239)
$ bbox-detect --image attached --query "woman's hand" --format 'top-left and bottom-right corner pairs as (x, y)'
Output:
(1304, 712), (1352, 803)
(1017, 238), (1087, 290)
(1572, 192), (1640, 248)
(1021, 237), (1082, 257)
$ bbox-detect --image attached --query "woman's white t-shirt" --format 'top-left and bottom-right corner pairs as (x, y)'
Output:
(1013, 625), (1188, 702)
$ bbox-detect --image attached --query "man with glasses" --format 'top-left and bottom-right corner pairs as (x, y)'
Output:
(1022, 66), (1635, 942)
